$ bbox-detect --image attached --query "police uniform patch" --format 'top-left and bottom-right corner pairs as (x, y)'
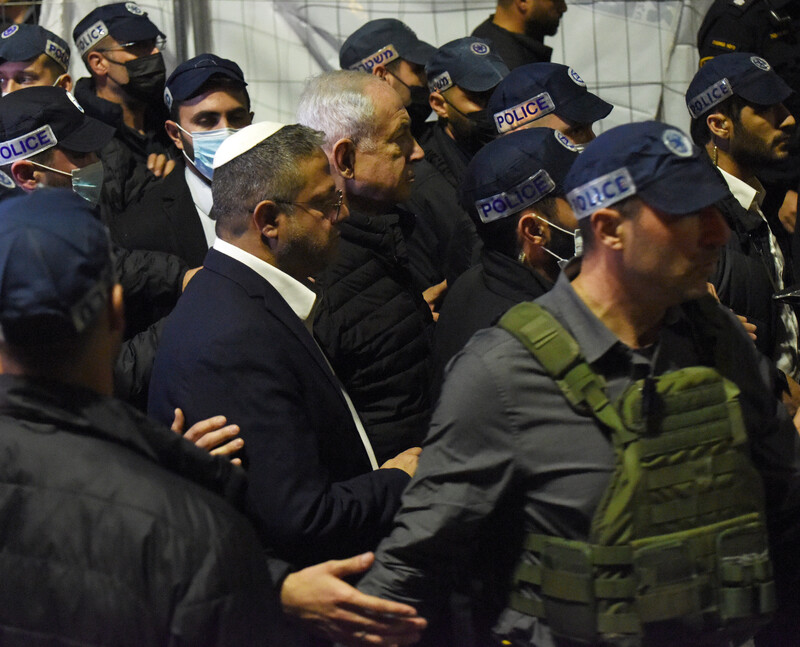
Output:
(687, 77), (732, 119)
(662, 129), (693, 158)
(493, 92), (555, 134)
(66, 92), (84, 114)
(1, 25), (17, 39)
(429, 71), (453, 93)
(568, 68), (586, 87)
(554, 130), (581, 152)
(750, 56), (771, 71)
(125, 2), (145, 15)
(45, 39), (70, 69)
(470, 42), (490, 56)
(475, 169), (555, 223)
(163, 87), (173, 111)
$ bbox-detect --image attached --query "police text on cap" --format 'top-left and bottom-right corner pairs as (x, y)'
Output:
(493, 92), (555, 134)
(349, 44), (399, 73)
(75, 20), (108, 56)
(567, 167), (636, 220)
(0, 125), (57, 164)
(475, 169), (555, 224)
(687, 78), (732, 119)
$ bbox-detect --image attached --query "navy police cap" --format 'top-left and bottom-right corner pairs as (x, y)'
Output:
(0, 24), (70, 71)
(164, 53), (247, 110)
(0, 189), (114, 345)
(563, 121), (730, 220)
(488, 63), (612, 135)
(0, 86), (114, 164)
(460, 127), (580, 225)
(340, 19), (436, 72)
(685, 52), (792, 120)
(426, 37), (509, 94)
(73, 2), (164, 57)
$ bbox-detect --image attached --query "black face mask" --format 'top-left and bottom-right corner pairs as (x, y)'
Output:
(388, 71), (432, 136)
(119, 52), (166, 103)
(447, 102), (498, 156)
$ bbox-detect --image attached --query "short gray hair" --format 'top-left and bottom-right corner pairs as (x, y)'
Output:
(211, 124), (325, 238)
(296, 70), (382, 150)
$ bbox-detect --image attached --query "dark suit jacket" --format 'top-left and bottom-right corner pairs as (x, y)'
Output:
(148, 248), (409, 566)
(108, 160), (209, 268)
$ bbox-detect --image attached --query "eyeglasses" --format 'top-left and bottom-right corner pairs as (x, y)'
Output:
(96, 36), (166, 54)
(272, 189), (343, 222)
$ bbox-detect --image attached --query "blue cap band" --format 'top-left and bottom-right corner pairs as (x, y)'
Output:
(567, 167), (636, 219)
(475, 169), (555, 223)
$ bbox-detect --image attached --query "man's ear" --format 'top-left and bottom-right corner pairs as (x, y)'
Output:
(252, 199), (282, 242)
(55, 73), (73, 92)
(164, 120), (184, 150)
(429, 91), (448, 119)
(706, 111), (730, 141)
(372, 64), (389, 81)
(331, 138), (356, 180)
(10, 160), (37, 192)
(85, 50), (108, 77)
(518, 212), (547, 247)
(591, 208), (625, 251)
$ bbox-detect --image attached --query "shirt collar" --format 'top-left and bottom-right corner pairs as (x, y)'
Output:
(718, 167), (765, 212)
(212, 238), (317, 322)
(184, 165), (214, 217)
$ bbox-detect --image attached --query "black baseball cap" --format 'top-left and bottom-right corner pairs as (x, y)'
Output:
(164, 53), (247, 110)
(564, 121), (731, 220)
(488, 63), (612, 135)
(460, 127), (580, 225)
(0, 188), (114, 345)
(0, 86), (114, 164)
(686, 52), (793, 120)
(340, 18), (435, 72)
(73, 2), (165, 57)
(0, 24), (71, 71)
(426, 37), (509, 94)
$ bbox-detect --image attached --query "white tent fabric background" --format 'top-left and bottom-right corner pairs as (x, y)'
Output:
(41, 0), (714, 134)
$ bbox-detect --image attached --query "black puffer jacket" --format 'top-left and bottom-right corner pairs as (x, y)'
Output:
(314, 208), (434, 463)
(0, 375), (303, 646)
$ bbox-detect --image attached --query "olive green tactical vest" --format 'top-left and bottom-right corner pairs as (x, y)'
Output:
(498, 302), (775, 646)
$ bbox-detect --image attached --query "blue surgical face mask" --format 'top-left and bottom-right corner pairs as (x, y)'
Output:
(536, 215), (582, 270)
(177, 124), (237, 181)
(31, 159), (104, 205)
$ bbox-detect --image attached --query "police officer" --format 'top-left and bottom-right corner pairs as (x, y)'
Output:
(432, 127), (579, 394)
(109, 53), (256, 267)
(686, 52), (800, 382)
(358, 121), (800, 646)
(72, 2), (173, 181)
(0, 23), (72, 94)
(340, 18), (436, 139)
(404, 37), (509, 295)
(487, 62), (613, 145)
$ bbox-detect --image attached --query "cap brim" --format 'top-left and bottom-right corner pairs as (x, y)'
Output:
(735, 71), (793, 106)
(59, 115), (115, 153)
(400, 40), (436, 66)
(558, 92), (613, 125)
(111, 17), (164, 43)
(639, 161), (731, 215)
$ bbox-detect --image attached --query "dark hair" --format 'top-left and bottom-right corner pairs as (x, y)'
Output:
(169, 75), (250, 122)
(477, 195), (560, 257)
(212, 124), (326, 238)
(689, 93), (747, 147)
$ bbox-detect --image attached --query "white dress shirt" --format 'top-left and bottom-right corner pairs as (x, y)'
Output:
(185, 167), (216, 248)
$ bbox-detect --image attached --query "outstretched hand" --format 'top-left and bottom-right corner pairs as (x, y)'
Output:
(171, 408), (244, 465)
(281, 552), (426, 646)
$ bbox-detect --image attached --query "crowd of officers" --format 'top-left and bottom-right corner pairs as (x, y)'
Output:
(2, 1), (800, 645)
